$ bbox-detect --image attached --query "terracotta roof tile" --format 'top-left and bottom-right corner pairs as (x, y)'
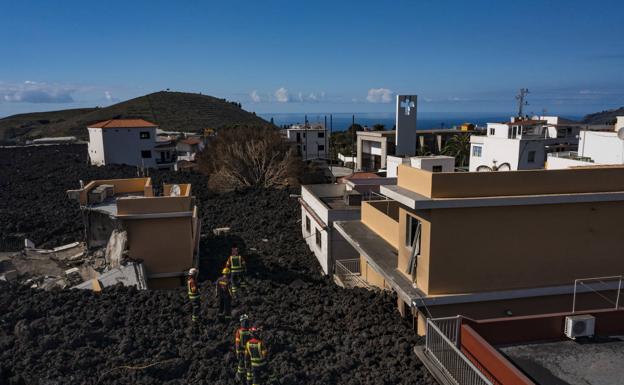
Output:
(89, 119), (158, 128)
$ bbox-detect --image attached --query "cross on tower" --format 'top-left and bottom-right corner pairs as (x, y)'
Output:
(400, 98), (415, 116)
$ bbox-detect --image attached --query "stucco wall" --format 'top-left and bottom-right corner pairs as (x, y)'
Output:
(96, 127), (157, 168)
(360, 255), (386, 289)
(425, 201), (624, 295)
(361, 200), (400, 249)
(398, 208), (432, 290)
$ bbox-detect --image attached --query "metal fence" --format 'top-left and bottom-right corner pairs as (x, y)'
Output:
(425, 317), (492, 385)
(573, 275), (623, 313)
(335, 258), (370, 289)
(0, 236), (25, 252)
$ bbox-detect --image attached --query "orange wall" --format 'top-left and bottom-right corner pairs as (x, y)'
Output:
(117, 196), (192, 215)
(425, 201), (624, 295)
(123, 217), (194, 274)
(397, 208), (432, 290)
(397, 164), (624, 199)
(361, 200), (400, 248)
(360, 255), (386, 289)
(77, 178), (151, 204)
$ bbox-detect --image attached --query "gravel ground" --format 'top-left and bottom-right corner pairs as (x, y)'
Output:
(0, 144), (434, 385)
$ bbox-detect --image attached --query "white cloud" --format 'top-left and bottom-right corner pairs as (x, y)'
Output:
(105, 91), (113, 101)
(274, 87), (290, 102)
(1, 81), (75, 103)
(366, 88), (393, 103)
(297, 92), (304, 102)
(250, 90), (261, 103)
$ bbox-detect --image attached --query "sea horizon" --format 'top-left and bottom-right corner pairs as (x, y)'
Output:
(259, 112), (584, 131)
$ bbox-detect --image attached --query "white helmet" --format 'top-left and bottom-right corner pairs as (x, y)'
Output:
(188, 268), (198, 276)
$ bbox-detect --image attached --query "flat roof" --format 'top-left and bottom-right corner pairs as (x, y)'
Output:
(380, 184), (624, 210)
(320, 196), (360, 210)
(500, 338), (624, 385)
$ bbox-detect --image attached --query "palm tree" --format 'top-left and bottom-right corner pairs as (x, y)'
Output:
(441, 134), (471, 167)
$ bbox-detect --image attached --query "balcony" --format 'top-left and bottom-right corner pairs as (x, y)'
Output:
(548, 151), (594, 163)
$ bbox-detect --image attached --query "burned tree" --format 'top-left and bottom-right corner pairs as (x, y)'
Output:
(198, 126), (300, 189)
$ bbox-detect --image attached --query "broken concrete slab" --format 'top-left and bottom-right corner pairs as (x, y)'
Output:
(212, 227), (231, 236)
(0, 269), (18, 282)
(74, 262), (148, 291)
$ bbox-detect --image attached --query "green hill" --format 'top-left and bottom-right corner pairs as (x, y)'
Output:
(0, 91), (269, 142)
(581, 107), (624, 125)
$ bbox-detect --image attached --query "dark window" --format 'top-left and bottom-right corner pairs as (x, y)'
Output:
(489, 128), (495, 136)
(318, 132), (325, 138)
(140, 131), (150, 139)
(472, 146), (482, 157)
(432, 165), (443, 172)
(315, 228), (322, 248)
(528, 150), (536, 163)
(318, 144), (325, 151)
(141, 150), (152, 158)
(305, 216), (310, 233)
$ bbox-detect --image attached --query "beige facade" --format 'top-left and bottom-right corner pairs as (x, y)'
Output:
(68, 178), (200, 289)
(336, 164), (624, 334)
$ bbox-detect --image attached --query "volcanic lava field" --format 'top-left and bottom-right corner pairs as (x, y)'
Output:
(0, 144), (433, 385)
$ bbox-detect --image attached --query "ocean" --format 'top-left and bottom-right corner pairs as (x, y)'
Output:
(260, 112), (584, 131)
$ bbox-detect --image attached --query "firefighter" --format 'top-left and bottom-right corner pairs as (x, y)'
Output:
(215, 267), (233, 320)
(225, 245), (246, 295)
(235, 314), (252, 382)
(245, 327), (268, 385)
(187, 268), (200, 322)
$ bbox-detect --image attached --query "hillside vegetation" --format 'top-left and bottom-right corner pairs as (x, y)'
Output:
(0, 91), (269, 142)
(581, 106), (624, 125)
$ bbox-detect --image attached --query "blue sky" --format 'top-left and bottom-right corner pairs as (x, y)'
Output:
(1, 0), (623, 118)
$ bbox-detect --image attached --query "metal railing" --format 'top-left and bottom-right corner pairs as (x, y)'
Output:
(548, 151), (593, 162)
(425, 317), (492, 385)
(573, 275), (623, 313)
(335, 259), (370, 289)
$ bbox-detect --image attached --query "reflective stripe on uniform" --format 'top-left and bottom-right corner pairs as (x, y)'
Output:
(229, 255), (243, 272)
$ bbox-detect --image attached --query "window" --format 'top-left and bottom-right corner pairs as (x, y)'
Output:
(305, 216), (310, 233)
(318, 132), (325, 138)
(406, 215), (421, 253)
(472, 145), (482, 157)
(141, 150), (152, 158)
(318, 144), (325, 151)
(315, 228), (322, 248)
(432, 165), (443, 172)
(140, 131), (150, 139)
(527, 150), (536, 163)
(489, 128), (495, 136)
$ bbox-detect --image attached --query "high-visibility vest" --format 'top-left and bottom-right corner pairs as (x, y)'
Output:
(235, 328), (251, 353)
(217, 276), (231, 296)
(229, 255), (243, 272)
(187, 277), (199, 300)
(246, 339), (266, 367)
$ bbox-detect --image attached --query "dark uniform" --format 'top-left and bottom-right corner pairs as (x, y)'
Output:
(226, 253), (246, 294)
(187, 275), (200, 322)
(245, 337), (268, 385)
(215, 274), (232, 319)
(235, 327), (252, 379)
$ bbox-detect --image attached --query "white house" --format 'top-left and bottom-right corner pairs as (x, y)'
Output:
(284, 123), (327, 161)
(87, 119), (176, 170)
(469, 116), (581, 171)
(386, 155), (455, 177)
(176, 136), (205, 162)
(299, 184), (362, 275)
(547, 116), (624, 169)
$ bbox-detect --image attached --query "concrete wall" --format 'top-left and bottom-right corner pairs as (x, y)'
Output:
(387, 156), (410, 178)
(545, 155), (594, 170)
(424, 201), (624, 295)
(397, 164), (624, 199)
(410, 156), (455, 172)
(87, 128), (106, 165)
(578, 130), (624, 164)
(361, 200), (400, 249)
(300, 206), (330, 273)
(117, 196), (192, 215)
(360, 254), (387, 288)
(286, 128), (327, 160)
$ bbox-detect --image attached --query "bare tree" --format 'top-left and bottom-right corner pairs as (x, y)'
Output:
(198, 126), (300, 189)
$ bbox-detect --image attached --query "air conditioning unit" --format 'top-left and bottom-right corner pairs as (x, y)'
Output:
(564, 314), (595, 339)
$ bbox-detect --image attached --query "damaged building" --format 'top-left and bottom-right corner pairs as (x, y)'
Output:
(67, 177), (201, 289)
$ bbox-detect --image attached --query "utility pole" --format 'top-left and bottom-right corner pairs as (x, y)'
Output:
(516, 88), (529, 118)
(324, 115), (328, 162)
(330, 114), (333, 167)
(351, 114), (355, 171)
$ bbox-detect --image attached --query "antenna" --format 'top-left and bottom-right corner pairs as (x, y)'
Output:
(516, 88), (529, 118)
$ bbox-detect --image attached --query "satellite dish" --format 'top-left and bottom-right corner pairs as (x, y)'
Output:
(617, 127), (624, 140)
(170, 184), (181, 197)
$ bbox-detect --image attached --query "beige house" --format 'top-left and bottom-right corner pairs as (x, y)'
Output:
(68, 178), (200, 289)
(335, 165), (624, 334)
